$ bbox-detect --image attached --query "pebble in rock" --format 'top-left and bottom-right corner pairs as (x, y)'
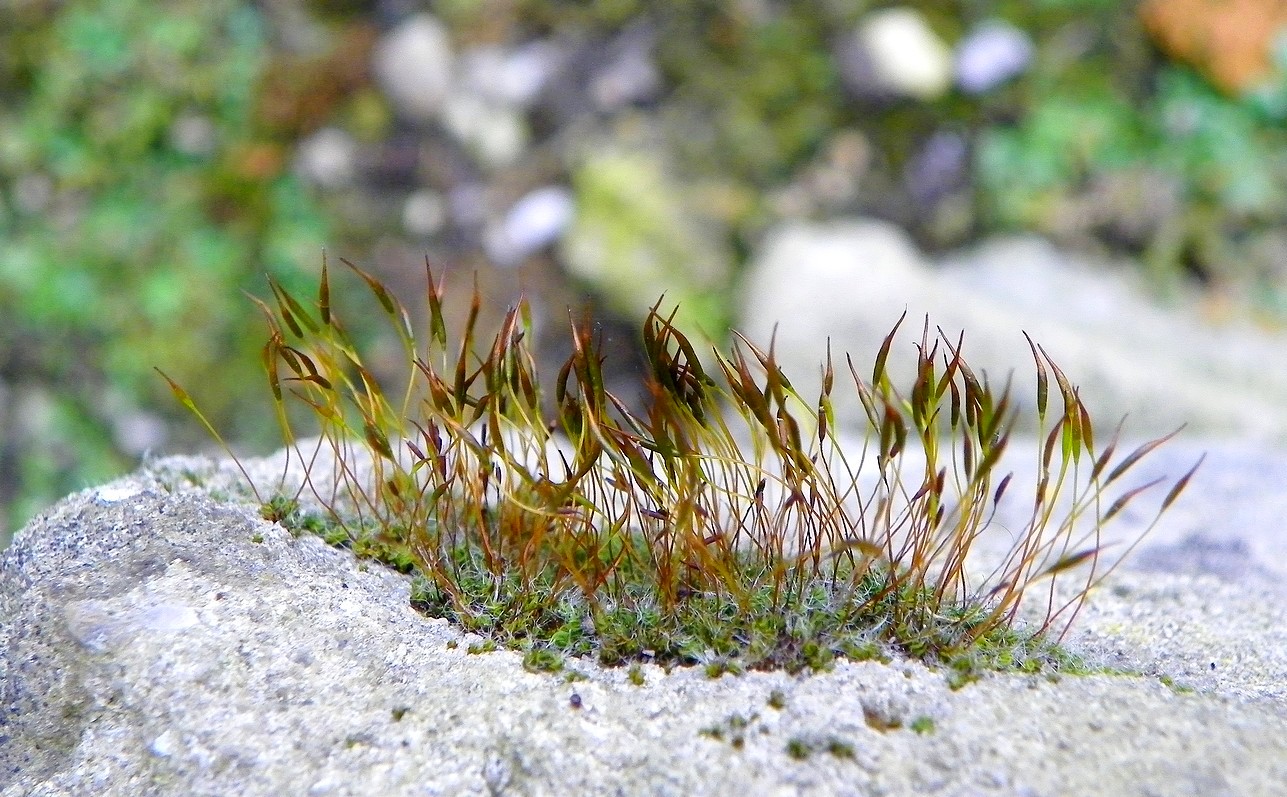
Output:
(955, 19), (1034, 94)
(372, 14), (455, 122)
(846, 8), (953, 101)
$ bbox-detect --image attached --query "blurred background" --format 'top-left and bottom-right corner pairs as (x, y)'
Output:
(5, 0), (1287, 545)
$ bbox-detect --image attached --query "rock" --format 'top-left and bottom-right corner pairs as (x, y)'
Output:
(416, 39), (550, 170)
(295, 127), (358, 189)
(588, 24), (662, 112)
(458, 42), (560, 110)
(904, 131), (968, 205)
(485, 185), (576, 267)
(3, 444), (1287, 795)
(167, 114), (217, 158)
(1140, 0), (1287, 93)
(108, 409), (167, 459)
(372, 14), (455, 122)
(843, 8), (954, 101)
(412, 28), (554, 169)
(738, 218), (934, 397)
(441, 93), (528, 170)
(954, 20), (1034, 94)
(401, 188), (446, 238)
(737, 219), (1287, 440)
(535, 27), (659, 123)
(1131, 532), (1273, 583)
(12, 173), (53, 215)
(447, 182), (489, 228)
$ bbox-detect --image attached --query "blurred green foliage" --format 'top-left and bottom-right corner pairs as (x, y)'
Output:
(546, 0), (1287, 310)
(0, 0), (326, 534)
(978, 36), (1287, 299)
(562, 147), (732, 337)
(654, 6), (845, 187)
(5, 0), (1287, 539)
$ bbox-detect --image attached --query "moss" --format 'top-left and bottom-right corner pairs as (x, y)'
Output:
(700, 713), (756, 748)
(174, 262), (1196, 684)
(785, 738), (811, 760)
(825, 738), (855, 759)
(862, 706), (903, 733)
(910, 715), (936, 735)
(1159, 674), (1196, 695)
(523, 648), (564, 673)
(293, 515), (1095, 675)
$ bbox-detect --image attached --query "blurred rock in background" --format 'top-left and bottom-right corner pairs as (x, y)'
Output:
(1141, 0), (1287, 93)
(740, 219), (1287, 441)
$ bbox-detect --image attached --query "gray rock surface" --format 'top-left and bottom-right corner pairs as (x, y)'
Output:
(739, 219), (1287, 441)
(2, 438), (1286, 796)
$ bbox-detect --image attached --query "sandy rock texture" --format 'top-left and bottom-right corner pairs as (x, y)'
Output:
(1, 441), (1286, 797)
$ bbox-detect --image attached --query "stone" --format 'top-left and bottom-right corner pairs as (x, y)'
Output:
(954, 20), (1034, 94)
(372, 14), (454, 122)
(484, 185), (576, 267)
(588, 24), (662, 111)
(168, 114), (217, 158)
(852, 8), (953, 101)
(458, 42), (560, 110)
(12, 173), (54, 215)
(535, 27), (658, 123)
(400, 189), (446, 238)
(2, 441), (1287, 795)
(1140, 0), (1287, 93)
(436, 42), (546, 170)
(441, 93), (528, 170)
(294, 127), (358, 189)
(737, 219), (1287, 440)
(904, 131), (968, 204)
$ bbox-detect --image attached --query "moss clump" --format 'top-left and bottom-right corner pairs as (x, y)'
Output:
(166, 259), (1199, 678)
(785, 738), (812, 760)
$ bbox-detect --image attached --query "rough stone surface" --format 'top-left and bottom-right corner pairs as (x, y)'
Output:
(739, 219), (1287, 441)
(2, 437), (1286, 796)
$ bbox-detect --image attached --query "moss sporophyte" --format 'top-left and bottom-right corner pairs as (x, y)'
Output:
(160, 257), (1201, 678)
